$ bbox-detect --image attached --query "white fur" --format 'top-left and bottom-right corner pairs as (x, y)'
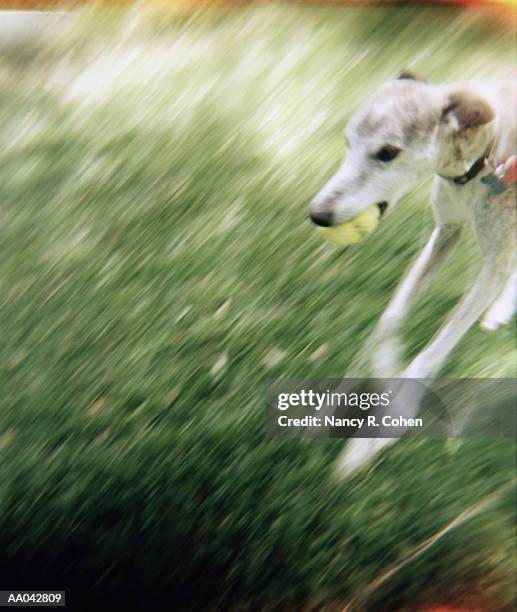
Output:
(310, 74), (516, 476)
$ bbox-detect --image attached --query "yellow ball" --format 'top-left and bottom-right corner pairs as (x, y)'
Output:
(320, 205), (380, 247)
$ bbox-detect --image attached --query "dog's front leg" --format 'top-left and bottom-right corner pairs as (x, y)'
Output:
(338, 254), (509, 478)
(337, 226), (461, 477)
(403, 256), (511, 379)
(371, 224), (461, 376)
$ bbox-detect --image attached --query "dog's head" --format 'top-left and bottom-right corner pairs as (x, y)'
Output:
(309, 73), (494, 227)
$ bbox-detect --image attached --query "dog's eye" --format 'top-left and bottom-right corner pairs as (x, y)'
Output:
(375, 145), (401, 162)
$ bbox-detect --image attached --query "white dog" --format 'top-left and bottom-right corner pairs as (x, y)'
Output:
(309, 72), (516, 474)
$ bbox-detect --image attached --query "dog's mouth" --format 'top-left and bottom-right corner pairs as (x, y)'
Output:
(377, 201), (389, 217)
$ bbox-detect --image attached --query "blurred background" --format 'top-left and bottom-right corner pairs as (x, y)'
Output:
(0, 1), (515, 610)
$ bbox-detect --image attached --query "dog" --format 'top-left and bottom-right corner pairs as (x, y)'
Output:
(309, 72), (516, 475)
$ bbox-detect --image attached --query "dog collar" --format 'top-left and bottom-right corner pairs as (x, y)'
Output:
(437, 151), (489, 186)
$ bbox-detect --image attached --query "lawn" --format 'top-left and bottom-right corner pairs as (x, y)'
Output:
(0, 4), (515, 610)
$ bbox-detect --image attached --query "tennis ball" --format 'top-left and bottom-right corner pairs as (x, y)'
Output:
(320, 205), (380, 247)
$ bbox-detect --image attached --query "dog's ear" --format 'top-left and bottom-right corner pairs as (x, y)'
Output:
(397, 70), (424, 82)
(441, 91), (494, 130)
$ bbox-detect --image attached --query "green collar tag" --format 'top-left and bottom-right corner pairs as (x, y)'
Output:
(480, 173), (508, 195)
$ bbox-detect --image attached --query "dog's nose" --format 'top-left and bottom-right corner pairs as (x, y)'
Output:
(309, 211), (334, 227)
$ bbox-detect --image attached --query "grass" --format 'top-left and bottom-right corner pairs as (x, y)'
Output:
(0, 4), (515, 610)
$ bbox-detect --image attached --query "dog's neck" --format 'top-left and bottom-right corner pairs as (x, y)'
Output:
(436, 149), (491, 185)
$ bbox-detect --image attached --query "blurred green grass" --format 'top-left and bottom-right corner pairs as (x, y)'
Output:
(0, 5), (515, 610)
